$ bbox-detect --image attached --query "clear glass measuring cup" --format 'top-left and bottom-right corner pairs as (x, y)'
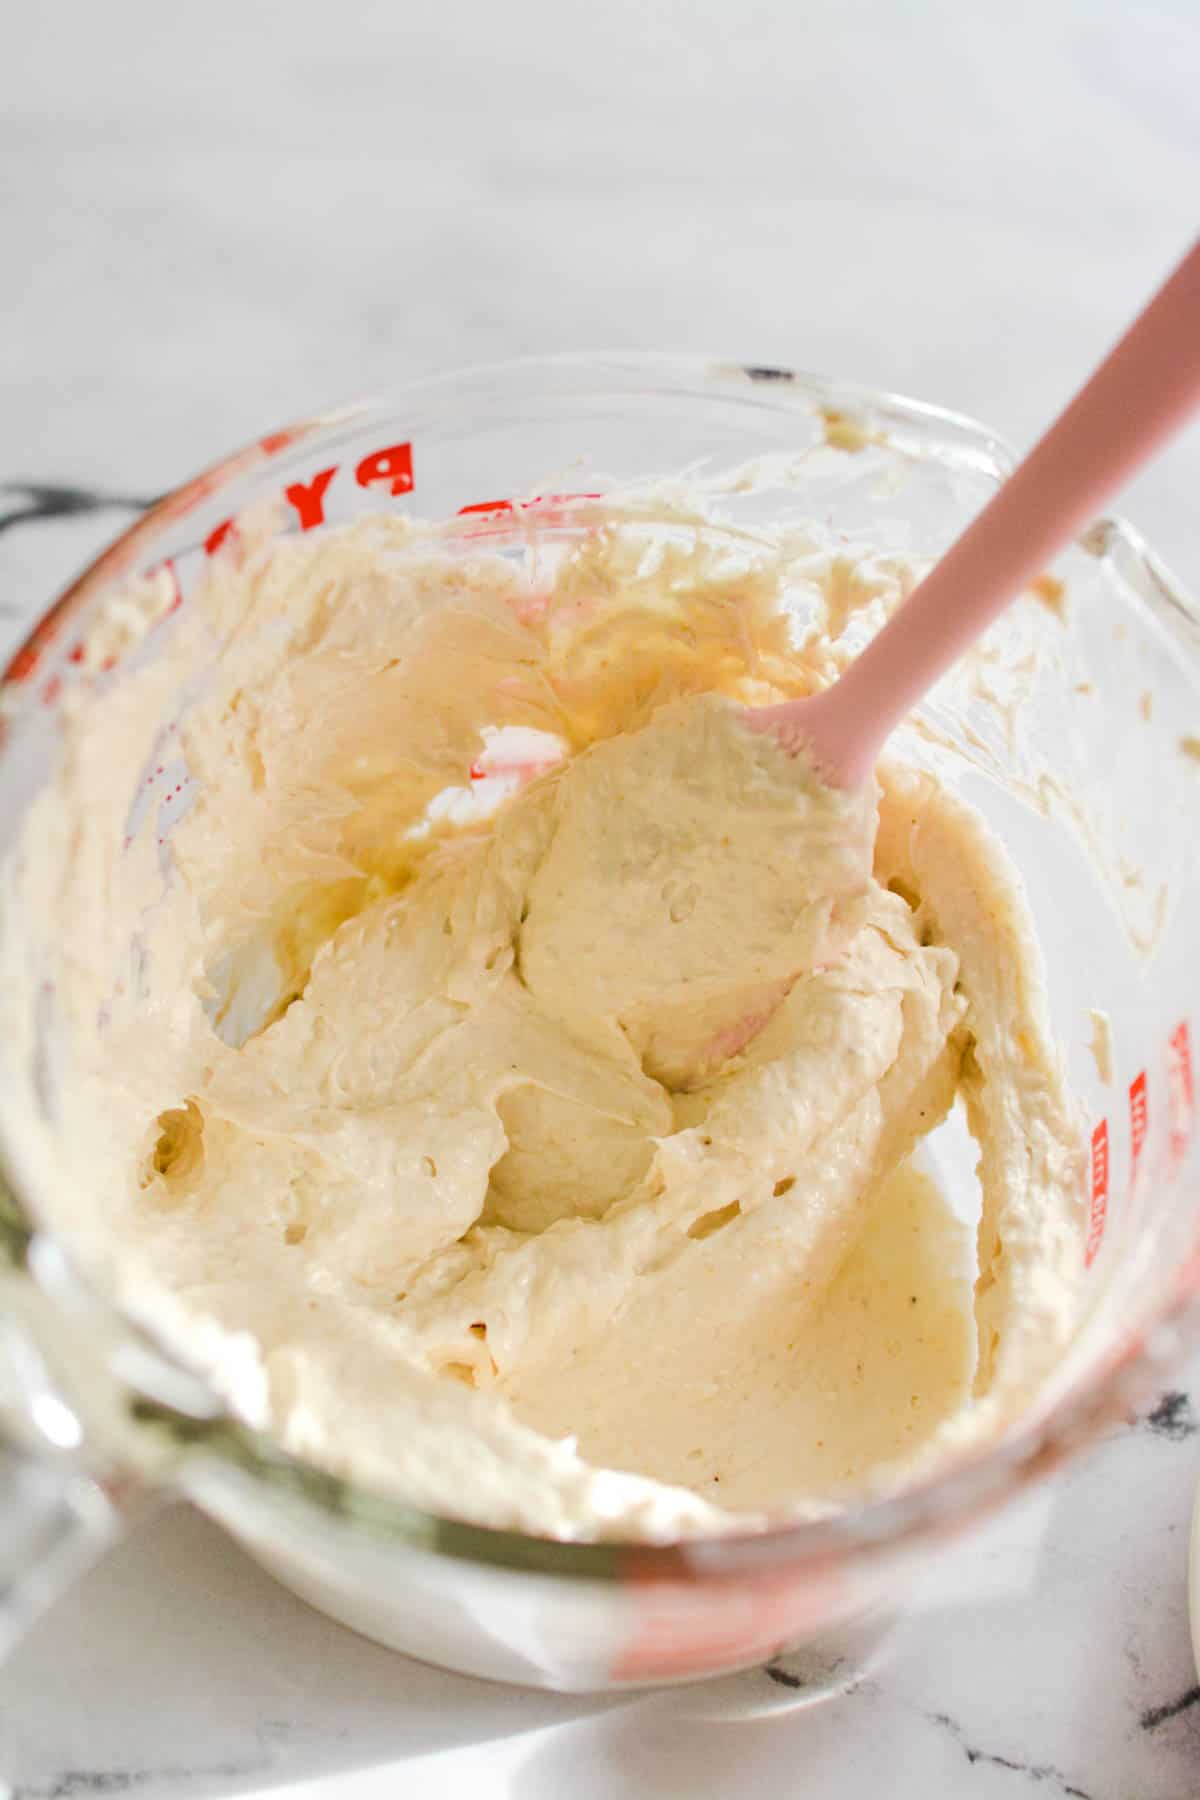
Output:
(1, 354), (1199, 1692)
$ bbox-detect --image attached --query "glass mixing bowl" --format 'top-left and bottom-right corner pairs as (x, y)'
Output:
(2, 355), (1199, 1692)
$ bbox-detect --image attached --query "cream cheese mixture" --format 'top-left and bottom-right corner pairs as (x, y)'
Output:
(0, 502), (1086, 1540)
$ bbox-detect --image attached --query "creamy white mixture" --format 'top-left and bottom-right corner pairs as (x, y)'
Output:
(0, 504), (1085, 1540)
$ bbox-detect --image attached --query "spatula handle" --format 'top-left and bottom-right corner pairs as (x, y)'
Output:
(829, 237), (1200, 785)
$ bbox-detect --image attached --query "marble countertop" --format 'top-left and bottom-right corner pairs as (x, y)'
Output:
(2, 2), (1200, 1794)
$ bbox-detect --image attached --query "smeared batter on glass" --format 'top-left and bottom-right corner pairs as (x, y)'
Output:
(0, 505), (1085, 1540)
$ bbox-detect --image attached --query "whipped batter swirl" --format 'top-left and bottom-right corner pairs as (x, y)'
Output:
(0, 507), (1085, 1539)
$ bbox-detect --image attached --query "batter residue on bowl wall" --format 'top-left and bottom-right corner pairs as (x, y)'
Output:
(0, 501), (1085, 1540)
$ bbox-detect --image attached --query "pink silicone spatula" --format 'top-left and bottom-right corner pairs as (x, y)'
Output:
(749, 238), (1200, 786)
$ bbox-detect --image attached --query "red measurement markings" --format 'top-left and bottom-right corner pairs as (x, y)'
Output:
(1168, 1020), (1194, 1163)
(458, 490), (600, 517)
(1129, 1070), (1148, 1180)
(1086, 1117), (1109, 1268)
(7, 440), (417, 684)
(204, 442), (415, 559)
(205, 516), (237, 557)
(11, 441), (419, 692)
(355, 443), (413, 496)
(284, 465), (338, 531)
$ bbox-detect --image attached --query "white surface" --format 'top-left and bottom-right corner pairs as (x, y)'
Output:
(3, 1419), (1200, 1800)
(1191, 1483), (1200, 1698)
(2, 1), (1200, 1794)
